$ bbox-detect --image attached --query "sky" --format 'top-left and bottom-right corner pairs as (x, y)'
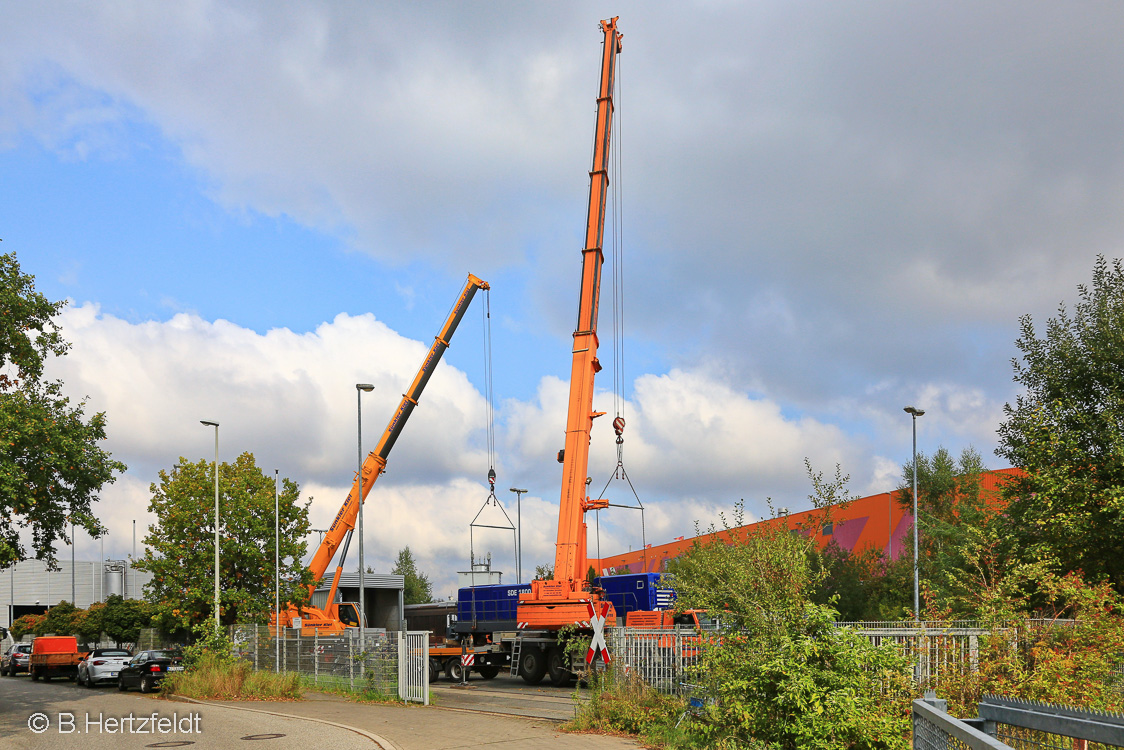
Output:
(3, 1), (1123, 600)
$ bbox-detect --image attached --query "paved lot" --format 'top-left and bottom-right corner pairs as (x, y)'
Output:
(430, 672), (580, 720)
(0, 675), (381, 750)
(0, 672), (645, 750)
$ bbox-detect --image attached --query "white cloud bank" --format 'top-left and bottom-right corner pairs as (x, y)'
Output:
(44, 303), (909, 596)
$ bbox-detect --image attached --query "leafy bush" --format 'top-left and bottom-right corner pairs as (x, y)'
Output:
(10, 613), (45, 641)
(690, 603), (911, 750)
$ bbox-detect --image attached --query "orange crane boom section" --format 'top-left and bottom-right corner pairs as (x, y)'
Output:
(277, 273), (489, 632)
(518, 17), (622, 630)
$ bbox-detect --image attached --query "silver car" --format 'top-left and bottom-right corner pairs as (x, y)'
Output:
(78, 648), (132, 687)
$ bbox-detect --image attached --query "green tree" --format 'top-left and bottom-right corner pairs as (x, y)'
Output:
(72, 602), (105, 645)
(39, 600), (79, 635)
(99, 595), (152, 647)
(135, 452), (312, 629)
(897, 445), (992, 612)
(391, 547), (432, 605)
(0, 252), (127, 567)
(533, 563), (554, 581)
(996, 255), (1124, 594)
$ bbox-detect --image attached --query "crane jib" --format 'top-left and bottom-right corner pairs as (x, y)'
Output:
(300, 274), (488, 598)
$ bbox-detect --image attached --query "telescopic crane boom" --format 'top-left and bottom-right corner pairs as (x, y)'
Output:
(276, 274), (490, 633)
(517, 17), (622, 631)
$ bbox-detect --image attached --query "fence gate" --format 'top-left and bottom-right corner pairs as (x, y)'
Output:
(398, 631), (430, 705)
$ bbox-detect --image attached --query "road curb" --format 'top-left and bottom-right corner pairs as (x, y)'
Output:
(167, 693), (401, 750)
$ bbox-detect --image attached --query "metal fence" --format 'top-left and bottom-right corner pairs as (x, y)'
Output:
(913, 693), (1124, 750)
(604, 627), (701, 695)
(846, 623), (998, 690)
(228, 625), (429, 705)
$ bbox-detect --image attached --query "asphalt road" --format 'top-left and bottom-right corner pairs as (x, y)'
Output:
(0, 673), (382, 750)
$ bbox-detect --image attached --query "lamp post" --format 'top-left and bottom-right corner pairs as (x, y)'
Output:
(356, 384), (375, 631)
(200, 420), (220, 635)
(509, 488), (528, 584)
(903, 406), (925, 623)
(274, 468), (280, 672)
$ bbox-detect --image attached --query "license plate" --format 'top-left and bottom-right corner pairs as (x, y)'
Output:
(168, 666), (184, 672)
(108, 672), (117, 677)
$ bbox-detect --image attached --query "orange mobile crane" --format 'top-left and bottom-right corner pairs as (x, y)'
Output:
(274, 274), (490, 634)
(516, 16), (622, 639)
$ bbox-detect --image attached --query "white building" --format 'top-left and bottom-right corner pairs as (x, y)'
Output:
(1, 559), (154, 629)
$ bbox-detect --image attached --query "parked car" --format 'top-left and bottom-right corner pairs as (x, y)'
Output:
(117, 650), (184, 693)
(2, 643), (31, 676)
(78, 648), (132, 687)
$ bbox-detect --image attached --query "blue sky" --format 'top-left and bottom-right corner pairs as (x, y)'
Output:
(5, 1), (1123, 598)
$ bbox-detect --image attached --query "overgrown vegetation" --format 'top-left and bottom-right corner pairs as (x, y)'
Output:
(575, 496), (913, 750)
(162, 620), (301, 701)
(161, 651), (302, 701)
(569, 671), (698, 748)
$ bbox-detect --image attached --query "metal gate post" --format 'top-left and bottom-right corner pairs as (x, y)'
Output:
(397, 631), (405, 702)
(349, 633), (355, 691)
(314, 630), (319, 684)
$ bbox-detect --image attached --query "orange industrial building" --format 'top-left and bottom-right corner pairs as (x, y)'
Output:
(592, 467), (1021, 575)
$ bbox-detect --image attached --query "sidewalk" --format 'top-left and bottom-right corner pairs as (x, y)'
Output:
(186, 690), (647, 750)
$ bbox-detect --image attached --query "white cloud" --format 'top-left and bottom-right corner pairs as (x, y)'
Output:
(43, 304), (883, 593)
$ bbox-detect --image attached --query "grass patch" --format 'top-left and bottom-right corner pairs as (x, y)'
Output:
(304, 676), (402, 704)
(161, 652), (302, 701)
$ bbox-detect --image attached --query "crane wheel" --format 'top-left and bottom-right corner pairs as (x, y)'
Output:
(519, 647), (546, 685)
(548, 647), (573, 686)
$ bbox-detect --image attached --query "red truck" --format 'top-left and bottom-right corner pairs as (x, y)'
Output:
(29, 636), (85, 681)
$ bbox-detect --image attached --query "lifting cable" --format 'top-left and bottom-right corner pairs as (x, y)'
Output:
(595, 57), (648, 574)
(467, 287), (515, 622)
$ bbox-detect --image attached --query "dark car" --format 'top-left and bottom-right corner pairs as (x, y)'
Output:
(2, 644), (32, 676)
(117, 650), (184, 693)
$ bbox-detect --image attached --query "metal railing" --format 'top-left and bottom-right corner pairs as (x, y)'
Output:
(605, 627), (701, 695)
(847, 623), (998, 689)
(914, 695), (1011, 750)
(981, 695), (1124, 750)
(228, 625), (429, 705)
(912, 693), (1124, 750)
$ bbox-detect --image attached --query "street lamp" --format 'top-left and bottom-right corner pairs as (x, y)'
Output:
(274, 468), (280, 672)
(200, 420), (220, 635)
(903, 406), (925, 623)
(356, 384), (375, 632)
(509, 488), (528, 584)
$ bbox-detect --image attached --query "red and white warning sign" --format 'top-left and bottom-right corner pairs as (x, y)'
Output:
(460, 653), (475, 667)
(585, 600), (612, 665)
